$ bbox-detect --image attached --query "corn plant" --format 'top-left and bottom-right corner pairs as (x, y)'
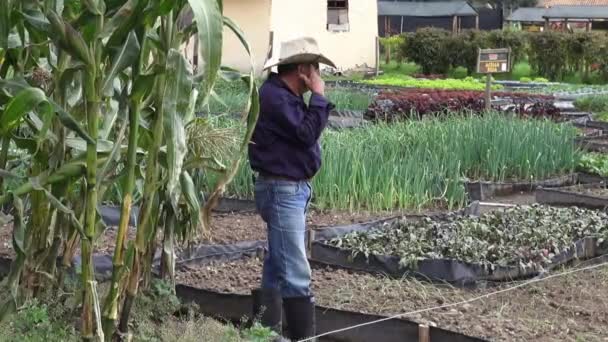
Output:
(0, 0), (258, 340)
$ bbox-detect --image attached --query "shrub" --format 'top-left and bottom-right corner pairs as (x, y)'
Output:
(402, 28), (451, 74)
(449, 66), (469, 79)
(528, 31), (569, 80)
(574, 95), (608, 112)
(399, 29), (608, 82)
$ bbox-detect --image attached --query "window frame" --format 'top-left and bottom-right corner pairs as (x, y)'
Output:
(327, 0), (349, 32)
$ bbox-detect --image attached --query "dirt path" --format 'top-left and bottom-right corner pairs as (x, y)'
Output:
(176, 256), (608, 342)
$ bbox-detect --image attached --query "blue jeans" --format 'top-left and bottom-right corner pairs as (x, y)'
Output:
(254, 176), (312, 298)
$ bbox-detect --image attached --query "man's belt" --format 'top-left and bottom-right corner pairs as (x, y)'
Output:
(256, 172), (310, 182)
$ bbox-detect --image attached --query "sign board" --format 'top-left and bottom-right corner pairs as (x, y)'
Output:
(476, 48), (511, 74)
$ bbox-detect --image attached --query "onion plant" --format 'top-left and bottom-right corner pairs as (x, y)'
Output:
(218, 113), (581, 211)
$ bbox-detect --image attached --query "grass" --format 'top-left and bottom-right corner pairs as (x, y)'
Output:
(0, 278), (275, 342)
(203, 114), (580, 211)
(380, 61), (421, 77)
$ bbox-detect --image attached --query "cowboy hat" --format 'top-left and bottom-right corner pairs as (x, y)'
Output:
(263, 36), (336, 70)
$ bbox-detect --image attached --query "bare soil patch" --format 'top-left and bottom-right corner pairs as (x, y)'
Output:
(176, 256), (608, 342)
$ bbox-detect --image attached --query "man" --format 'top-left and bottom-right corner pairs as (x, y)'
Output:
(249, 37), (335, 341)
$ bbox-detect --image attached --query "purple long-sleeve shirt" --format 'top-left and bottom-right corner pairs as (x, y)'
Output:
(248, 73), (334, 180)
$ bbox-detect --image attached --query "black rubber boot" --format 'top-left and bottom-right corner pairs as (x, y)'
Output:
(251, 288), (284, 337)
(283, 296), (316, 341)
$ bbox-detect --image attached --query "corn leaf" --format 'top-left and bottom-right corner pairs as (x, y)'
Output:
(163, 49), (192, 212)
(1, 87), (52, 136)
(0, 168), (25, 179)
(45, 0), (65, 14)
(103, 0), (148, 45)
(46, 10), (93, 65)
(180, 171), (200, 230)
(11, 196), (25, 255)
(30, 176), (85, 234)
(49, 99), (95, 144)
(82, 0), (106, 15)
(98, 116), (128, 183)
(186, 0), (223, 105)
(0, 0), (11, 50)
(66, 137), (115, 153)
(201, 76), (259, 234)
(20, 10), (51, 34)
(102, 31), (140, 97)
(101, 0), (136, 39)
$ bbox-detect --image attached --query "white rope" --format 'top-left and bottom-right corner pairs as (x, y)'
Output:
(298, 260), (608, 341)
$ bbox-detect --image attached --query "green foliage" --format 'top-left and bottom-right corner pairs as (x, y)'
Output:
(402, 29), (528, 76)
(0, 299), (78, 341)
(400, 29), (608, 82)
(380, 61), (421, 76)
(402, 28), (451, 74)
(362, 74), (502, 91)
(574, 95), (608, 113)
(379, 35), (406, 63)
(595, 112), (608, 122)
(511, 62), (533, 80)
(241, 323), (279, 342)
(216, 114), (580, 211)
(329, 205), (608, 269)
(449, 66), (468, 80)
(325, 89), (371, 111)
(528, 31), (568, 80)
(577, 153), (608, 176)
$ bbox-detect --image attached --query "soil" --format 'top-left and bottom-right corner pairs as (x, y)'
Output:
(561, 184), (608, 198)
(486, 192), (536, 205)
(0, 210), (408, 259)
(176, 256), (608, 342)
(204, 210), (401, 245)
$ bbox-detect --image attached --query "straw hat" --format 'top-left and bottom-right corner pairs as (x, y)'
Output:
(263, 36), (336, 70)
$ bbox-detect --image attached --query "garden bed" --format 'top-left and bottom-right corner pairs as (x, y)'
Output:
(312, 205), (608, 285)
(175, 255), (608, 342)
(575, 136), (608, 153)
(536, 183), (608, 209)
(573, 118), (608, 133)
(464, 173), (578, 201)
(365, 89), (560, 122)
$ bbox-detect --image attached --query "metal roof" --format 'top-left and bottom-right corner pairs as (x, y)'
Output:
(377, 1), (478, 17)
(543, 5), (608, 18)
(507, 7), (548, 21)
(541, 0), (608, 6)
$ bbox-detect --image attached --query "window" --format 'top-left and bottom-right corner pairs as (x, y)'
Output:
(327, 0), (349, 32)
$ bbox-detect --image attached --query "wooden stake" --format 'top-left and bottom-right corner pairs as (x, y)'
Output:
(375, 36), (380, 76)
(419, 324), (430, 342)
(485, 73), (492, 112)
(306, 229), (315, 258)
